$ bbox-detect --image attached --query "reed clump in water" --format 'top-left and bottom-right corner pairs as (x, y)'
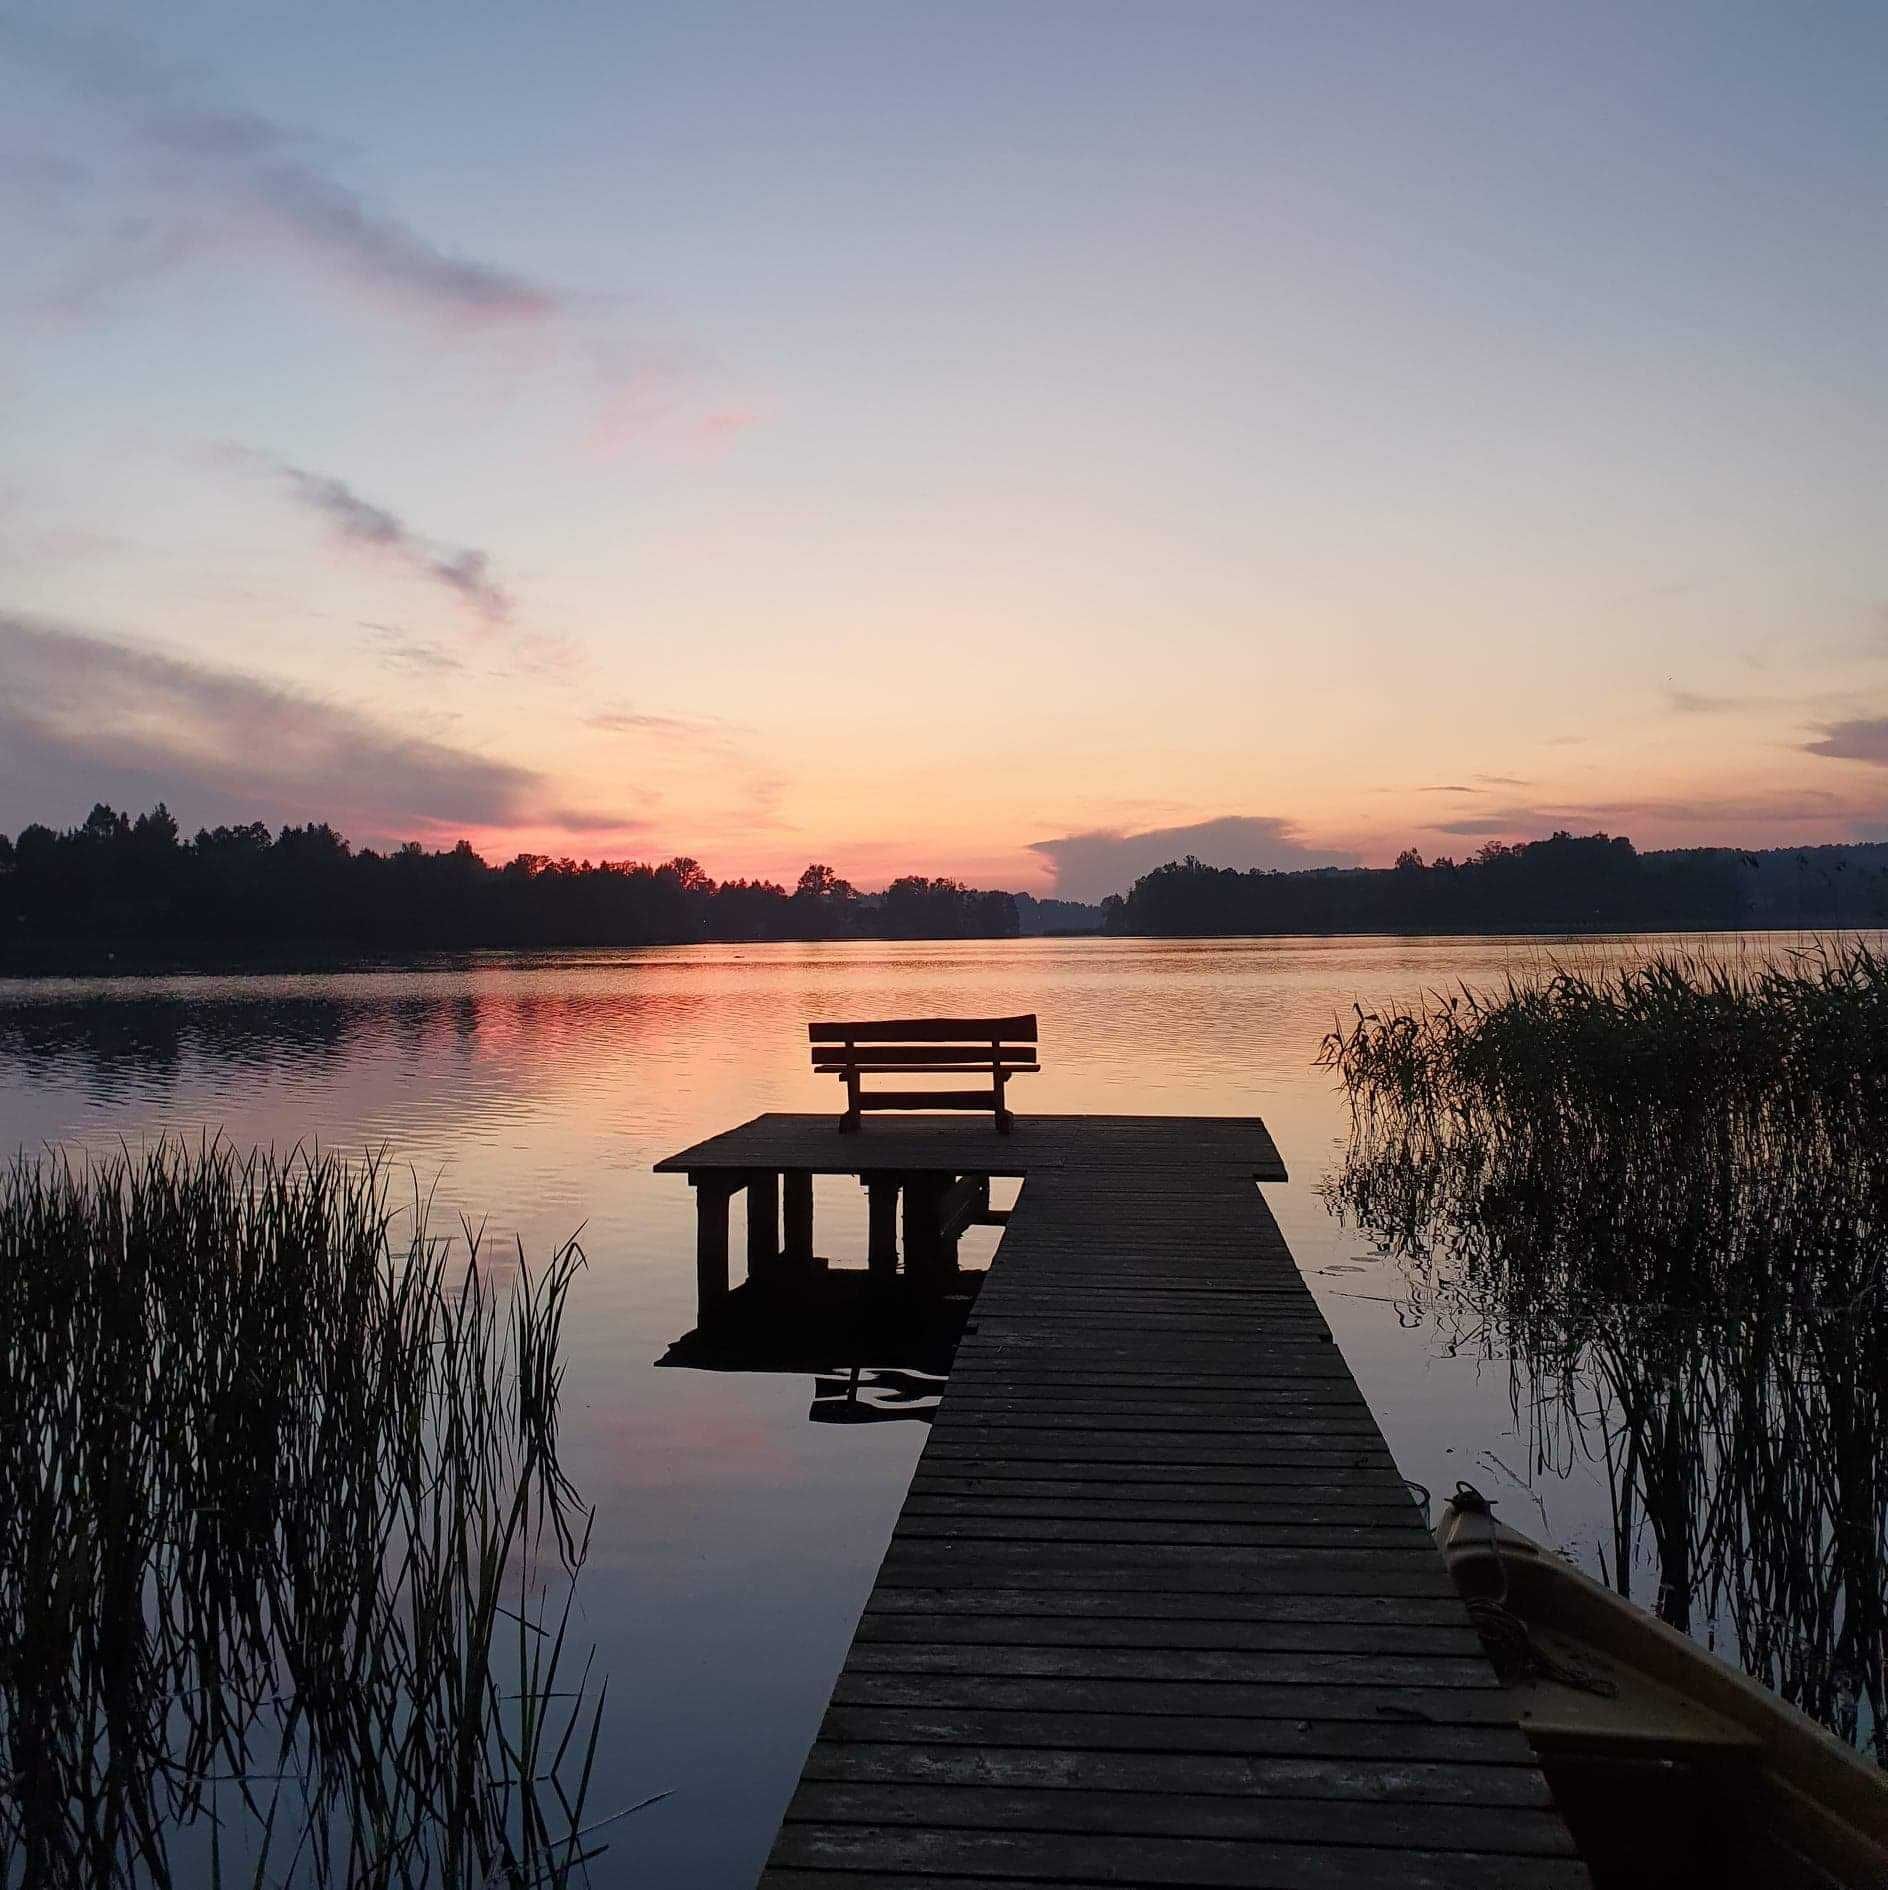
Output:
(1320, 942), (1888, 1759)
(0, 1139), (606, 1888)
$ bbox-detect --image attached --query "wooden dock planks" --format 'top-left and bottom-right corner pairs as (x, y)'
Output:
(660, 1115), (1585, 1886)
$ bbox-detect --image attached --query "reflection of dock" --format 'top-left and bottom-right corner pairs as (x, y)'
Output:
(656, 1114), (1585, 1886)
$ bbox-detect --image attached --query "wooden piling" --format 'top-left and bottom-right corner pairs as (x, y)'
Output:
(783, 1169), (815, 1265)
(746, 1170), (779, 1277)
(866, 1175), (900, 1276)
(692, 1174), (740, 1321)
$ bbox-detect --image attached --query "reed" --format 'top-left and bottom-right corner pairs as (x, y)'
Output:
(1321, 941), (1888, 1759)
(0, 1138), (606, 1888)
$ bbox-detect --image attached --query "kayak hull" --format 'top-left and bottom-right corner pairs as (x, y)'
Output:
(1436, 1490), (1888, 1888)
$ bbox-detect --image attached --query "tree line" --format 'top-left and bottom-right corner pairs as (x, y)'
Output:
(7, 807), (1882, 964)
(1102, 832), (1888, 935)
(0, 805), (1020, 955)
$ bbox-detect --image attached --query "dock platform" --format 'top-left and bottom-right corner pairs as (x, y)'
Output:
(656, 1114), (1586, 1887)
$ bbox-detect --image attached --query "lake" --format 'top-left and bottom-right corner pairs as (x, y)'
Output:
(0, 931), (1869, 1885)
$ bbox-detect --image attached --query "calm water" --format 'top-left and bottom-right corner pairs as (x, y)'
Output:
(0, 933), (1845, 1884)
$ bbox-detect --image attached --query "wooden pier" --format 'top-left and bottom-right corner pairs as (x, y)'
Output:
(656, 1114), (1587, 1888)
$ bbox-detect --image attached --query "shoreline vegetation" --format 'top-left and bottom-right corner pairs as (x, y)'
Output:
(0, 1140), (612, 1888)
(1321, 943), (1888, 1758)
(0, 804), (1037, 961)
(4, 806), (1886, 970)
(1105, 832), (1888, 935)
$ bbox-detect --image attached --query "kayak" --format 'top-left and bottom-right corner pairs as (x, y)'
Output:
(1436, 1484), (1888, 1889)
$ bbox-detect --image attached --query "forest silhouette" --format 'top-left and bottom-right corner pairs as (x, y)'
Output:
(1103, 832), (1888, 935)
(0, 805), (1019, 954)
(3, 805), (1885, 960)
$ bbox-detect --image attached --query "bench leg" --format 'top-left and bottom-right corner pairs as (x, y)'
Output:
(994, 1066), (1012, 1134)
(840, 1068), (861, 1133)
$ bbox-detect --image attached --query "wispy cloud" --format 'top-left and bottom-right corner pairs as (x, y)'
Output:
(582, 701), (791, 835)
(5, 20), (558, 327)
(359, 624), (466, 676)
(253, 457), (513, 623)
(1028, 816), (1358, 903)
(1430, 814), (1532, 837)
(585, 706), (732, 741)
(1804, 717), (1888, 766)
(1422, 789), (1863, 844)
(0, 614), (621, 843)
(1415, 784), (1479, 794)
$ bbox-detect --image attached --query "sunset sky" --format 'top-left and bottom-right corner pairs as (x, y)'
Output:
(2, 3), (1884, 900)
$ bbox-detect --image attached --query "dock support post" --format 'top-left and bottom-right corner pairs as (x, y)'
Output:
(746, 1170), (780, 1278)
(783, 1169), (815, 1265)
(902, 1174), (943, 1285)
(866, 1175), (899, 1275)
(692, 1174), (741, 1323)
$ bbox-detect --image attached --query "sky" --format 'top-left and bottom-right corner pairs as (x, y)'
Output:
(1, 2), (1884, 901)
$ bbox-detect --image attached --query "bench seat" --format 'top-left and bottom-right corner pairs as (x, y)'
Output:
(810, 1014), (1039, 1133)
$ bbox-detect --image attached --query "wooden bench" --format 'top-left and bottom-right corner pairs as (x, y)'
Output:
(810, 1015), (1039, 1133)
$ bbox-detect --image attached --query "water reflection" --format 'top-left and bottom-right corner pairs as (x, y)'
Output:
(658, 1267), (980, 1381)
(1326, 1062), (1888, 1759)
(5, 934), (1869, 1883)
(810, 1368), (947, 1426)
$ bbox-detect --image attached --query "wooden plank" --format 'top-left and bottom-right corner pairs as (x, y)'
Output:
(912, 1444), (1419, 1473)
(901, 1485), (1423, 1518)
(815, 1704), (1542, 1766)
(809, 1014), (1038, 1043)
(839, 1644), (1498, 1689)
(815, 1045), (1041, 1066)
(894, 1515), (1433, 1551)
(799, 1740), (1557, 1808)
(860, 1589), (1476, 1627)
(783, 1780), (1578, 1855)
(830, 1673), (1526, 1724)
(886, 1517), (1436, 1550)
(941, 1383), (1375, 1413)
(906, 1463), (1413, 1494)
(764, 1827), (1591, 1887)
(930, 1412), (1388, 1436)
(875, 1544), (1459, 1582)
(872, 1561), (1459, 1598)
(854, 1615), (1488, 1657)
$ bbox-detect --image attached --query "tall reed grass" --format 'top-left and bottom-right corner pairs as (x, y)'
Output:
(0, 1139), (607, 1888)
(1321, 941), (1888, 1758)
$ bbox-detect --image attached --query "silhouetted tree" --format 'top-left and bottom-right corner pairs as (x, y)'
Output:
(0, 805), (1023, 958)
(1104, 831), (1874, 937)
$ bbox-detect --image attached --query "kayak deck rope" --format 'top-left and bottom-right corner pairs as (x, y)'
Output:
(1448, 1483), (1617, 1699)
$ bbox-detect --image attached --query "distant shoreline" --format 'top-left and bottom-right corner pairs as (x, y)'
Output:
(4, 919), (1875, 982)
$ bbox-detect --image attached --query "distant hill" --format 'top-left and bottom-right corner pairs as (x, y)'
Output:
(1101, 833), (1888, 936)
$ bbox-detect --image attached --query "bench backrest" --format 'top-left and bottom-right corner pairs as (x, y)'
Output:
(809, 1015), (1037, 1065)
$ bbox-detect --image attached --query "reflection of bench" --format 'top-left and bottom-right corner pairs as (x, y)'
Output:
(811, 1015), (1040, 1133)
